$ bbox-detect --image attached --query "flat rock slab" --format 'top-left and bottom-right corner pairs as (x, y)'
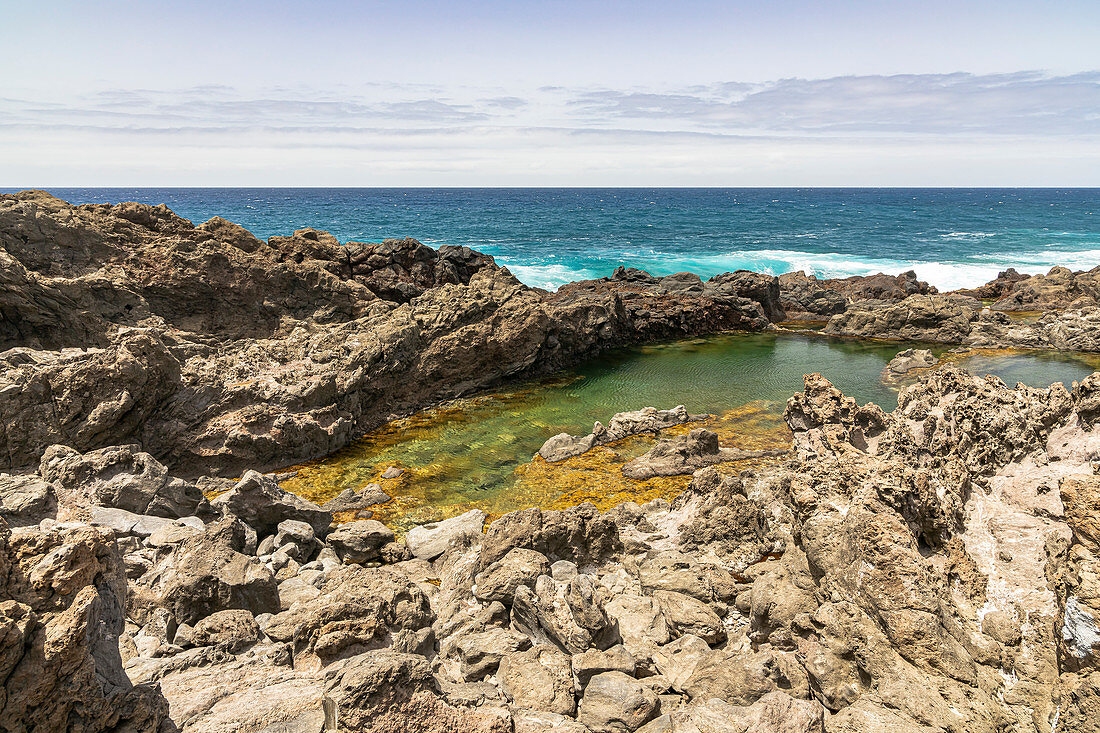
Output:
(406, 509), (486, 560)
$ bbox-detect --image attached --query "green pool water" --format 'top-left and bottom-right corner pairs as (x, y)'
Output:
(283, 333), (1098, 530)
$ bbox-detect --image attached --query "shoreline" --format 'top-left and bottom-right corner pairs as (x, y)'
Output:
(2, 189), (1098, 478)
(3, 190), (1100, 731)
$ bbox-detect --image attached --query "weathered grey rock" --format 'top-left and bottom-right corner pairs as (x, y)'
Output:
(539, 406), (706, 462)
(381, 466), (404, 479)
(824, 294), (980, 343)
(325, 519), (395, 564)
(274, 519), (318, 561)
(264, 564), (433, 666)
(479, 503), (623, 569)
(498, 645), (576, 715)
(605, 594), (670, 658)
(132, 517), (279, 625)
(573, 645), (636, 687)
(0, 473), (56, 525)
(39, 443), (206, 518)
(324, 648), (509, 732)
(653, 635), (713, 693)
(578, 671), (659, 733)
(0, 519), (169, 730)
(89, 506), (183, 538)
(406, 508), (485, 560)
(654, 591), (726, 645)
(512, 574), (619, 654)
(277, 576), (322, 610)
(146, 521), (203, 547)
(210, 470), (332, 537)
(474, 547), (551, 603)
(681, 649), (809, 707)
(779, 269), (933, 320)
(455, 628), (532, 681)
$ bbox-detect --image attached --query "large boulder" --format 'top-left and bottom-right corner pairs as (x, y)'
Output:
(39, 443), (206, 518)
(578, 671), (659, 733)
(474, 548), (551, 604)
(681, 649), (810, 706)
(512, 574), (619, 654)
(654, 590), (726, 645)
(406, 508), (485, 561)
(131, 517), (279, 625)
(498, 645), (577, 715)
(0, 474), (56, 526)
(324, 649), (509, 733)
(325, 519), (395, 564)
(479, 503), (623, 570)
(264, 564), (434, 667)
(209, 470), (332, 537)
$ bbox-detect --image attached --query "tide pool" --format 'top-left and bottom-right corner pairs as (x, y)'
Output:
(281, 333), (1098, 531)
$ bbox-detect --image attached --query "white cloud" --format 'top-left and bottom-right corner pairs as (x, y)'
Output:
(1, 72), (1098, 185)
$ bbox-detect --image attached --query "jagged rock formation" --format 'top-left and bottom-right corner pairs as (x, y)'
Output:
(1, 367), (1097, 731)
(825, 293), (1100, 350)
(0, 191), (778, 476)
(3, 191), (1098, 477)
(778, 269), (935, 321)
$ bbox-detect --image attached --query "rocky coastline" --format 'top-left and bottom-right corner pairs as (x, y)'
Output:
(2, 190), (1100, 732)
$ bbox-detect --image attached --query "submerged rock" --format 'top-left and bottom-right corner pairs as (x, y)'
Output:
(539, 405), (707, 463)
(621, 428), (786, 479)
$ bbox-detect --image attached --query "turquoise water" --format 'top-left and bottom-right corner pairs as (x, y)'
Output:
(20, 188), (1100, 291)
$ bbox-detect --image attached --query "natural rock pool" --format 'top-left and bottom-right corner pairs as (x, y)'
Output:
(282, 333), (1098, 531)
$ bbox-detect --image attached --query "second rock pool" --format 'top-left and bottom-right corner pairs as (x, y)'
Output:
(282, 332), (1098, 531)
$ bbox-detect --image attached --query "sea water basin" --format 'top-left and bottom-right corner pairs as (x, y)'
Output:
(282, 333), (1098, 531)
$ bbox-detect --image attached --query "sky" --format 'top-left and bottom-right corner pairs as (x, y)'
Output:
(2, 0), (1099, 186)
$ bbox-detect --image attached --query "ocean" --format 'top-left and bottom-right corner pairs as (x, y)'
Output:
(15, 188), (1100, 291)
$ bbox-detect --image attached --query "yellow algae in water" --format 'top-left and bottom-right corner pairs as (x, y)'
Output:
(282, 398), (792, 532)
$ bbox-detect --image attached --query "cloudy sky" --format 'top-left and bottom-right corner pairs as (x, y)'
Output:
(2, 0), (1098, 185)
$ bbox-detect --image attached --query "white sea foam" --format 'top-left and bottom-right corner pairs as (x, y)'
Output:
(500, 247), (1100, 293)
(504, 262), (599, 290)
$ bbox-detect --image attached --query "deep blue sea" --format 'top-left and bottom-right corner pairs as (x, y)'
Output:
(15, 188), (1100, 290)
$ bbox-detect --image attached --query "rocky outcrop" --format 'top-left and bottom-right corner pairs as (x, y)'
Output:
(0, 519), (168, 730)
(988, 265), (1100, 311)
(0, 191), (781, 476)
(779, 270), (934, 320)
(6, 189), (1100, 732)
(825, 293), (1100, 351)
(4, 191), (1099, 478)
(1, 366), (1099, 731)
